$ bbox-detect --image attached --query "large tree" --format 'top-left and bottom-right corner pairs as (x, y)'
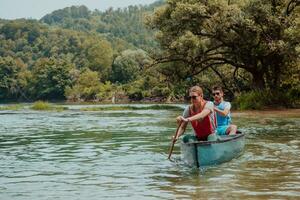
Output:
(110, 49), (150, 84)
(30, 58), (74, 100)
(0, 56), (28, 100)
(147, 0), (300, 90)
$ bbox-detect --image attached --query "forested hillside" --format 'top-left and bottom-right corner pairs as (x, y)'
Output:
(0, 1), (167, 102)
(40, 1), (164, 49)
(0, 0), (299, 108)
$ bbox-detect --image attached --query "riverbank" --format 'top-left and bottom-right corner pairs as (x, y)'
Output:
(1, 102), (300, 116)
(233, 109), (300, 118)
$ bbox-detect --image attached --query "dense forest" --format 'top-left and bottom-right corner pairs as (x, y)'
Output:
(0, 0), (299, 109)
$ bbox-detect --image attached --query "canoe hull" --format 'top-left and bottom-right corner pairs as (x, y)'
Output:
(181, 133), (245, 167)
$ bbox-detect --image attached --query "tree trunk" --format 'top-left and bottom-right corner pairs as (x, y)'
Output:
(251, 71), (266, 90)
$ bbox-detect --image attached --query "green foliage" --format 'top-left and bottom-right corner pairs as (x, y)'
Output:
(233, 91), (265, 110)
(85, 39), (113, 80)
(96, 81), (114, 101)
(0, 56), (27, 100)
(0, 19), (114, 70)
(30, 58), (73, 100)
(147, 0), (300, 91)
(31, 101), (52, 110)
(0, 3), (171, 103)
(110, 49), (150, 84)
(65, 69), (101, 101)
(65, 69), (116, 102)
(233, 89), (300, 110)
(0, 1), (298, 108)
(152, 86), (171, 98)
(40, 2), (165, 49)
(0, 104), (23, 110)
(31, 101), (68, 111)
(0, 19), (117, 100)
(123, 72), (173, 101)
(280, 60), (300, 104)
(126, 80), (144, 101)
(41, 5), (91, 25)
(0, 19), (42, 43)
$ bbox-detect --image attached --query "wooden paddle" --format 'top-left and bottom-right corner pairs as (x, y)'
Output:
(167, 121), (183, 160)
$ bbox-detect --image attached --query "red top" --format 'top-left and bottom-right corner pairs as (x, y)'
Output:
(189, 101), (216, 140)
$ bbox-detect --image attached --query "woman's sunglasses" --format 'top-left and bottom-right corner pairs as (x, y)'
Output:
(188, 95), (199, 100)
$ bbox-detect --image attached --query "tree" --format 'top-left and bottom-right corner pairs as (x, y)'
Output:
(65, 68), (101, 101)
(41, 5), (90, 25)
(110, 49), (150, 84)
(147, 0), (300, 90)
(30, 58), (73, 100)
(0, 56), (27, 100)
(85, 39), (113, 81)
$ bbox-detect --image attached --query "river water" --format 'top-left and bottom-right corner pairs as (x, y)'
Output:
(0, 105), (299, 199)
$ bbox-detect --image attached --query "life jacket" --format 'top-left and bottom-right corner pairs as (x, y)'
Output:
(189, 101), (216, 140)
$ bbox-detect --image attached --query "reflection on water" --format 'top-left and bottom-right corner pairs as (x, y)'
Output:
(0, 106), (299, 199)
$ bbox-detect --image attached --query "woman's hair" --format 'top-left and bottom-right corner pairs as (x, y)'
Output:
(189, 86), (203, 96)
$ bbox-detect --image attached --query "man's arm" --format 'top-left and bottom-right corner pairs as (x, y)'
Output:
(214, 107), (230, 116)
(214, 102), (231, 116)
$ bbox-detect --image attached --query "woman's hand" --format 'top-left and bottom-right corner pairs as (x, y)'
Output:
(176, 116), (189, 124)
(172, 135), (178, 141)
(176, 116), (181, 124)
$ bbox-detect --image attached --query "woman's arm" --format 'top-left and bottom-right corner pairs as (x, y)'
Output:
(184, 108), (211, 122)
(174, 119), (188, 140)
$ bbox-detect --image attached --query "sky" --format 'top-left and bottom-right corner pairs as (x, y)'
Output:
(0, 0), (158, 20)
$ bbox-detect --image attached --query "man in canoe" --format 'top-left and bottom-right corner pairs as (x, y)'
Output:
(175, 86), (217, 141)
(212, 86), (237, 135)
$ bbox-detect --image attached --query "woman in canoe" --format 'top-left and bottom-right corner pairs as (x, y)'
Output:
(175, 86), (217, 141)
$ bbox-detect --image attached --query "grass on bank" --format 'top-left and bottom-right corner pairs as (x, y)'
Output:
(80, 104), (182, 111)
(31, 101), (68, 111)
(0, 104), (23, 110)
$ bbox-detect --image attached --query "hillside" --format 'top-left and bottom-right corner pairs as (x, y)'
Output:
(40, 1), (165, 49)
(0, 1), (168, 102)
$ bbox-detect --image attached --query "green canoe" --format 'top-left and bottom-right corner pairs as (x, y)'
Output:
(180, 132), (245, 167)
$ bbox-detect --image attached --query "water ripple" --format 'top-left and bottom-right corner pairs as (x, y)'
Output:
(0, 108), (299, 199)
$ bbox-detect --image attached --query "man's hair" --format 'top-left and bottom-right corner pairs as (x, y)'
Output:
(212, 86), (223, 92)
(189, 86), (203, 96)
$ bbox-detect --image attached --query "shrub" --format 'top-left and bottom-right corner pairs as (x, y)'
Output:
(31, 101), (52, 110)
(31, 101), (67, 111)
(152, 86), (171, 97)
(233, 89), (300, 110)
(233, 91), (265, 110)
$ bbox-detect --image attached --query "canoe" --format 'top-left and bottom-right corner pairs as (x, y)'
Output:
(180, 132), (245, 167)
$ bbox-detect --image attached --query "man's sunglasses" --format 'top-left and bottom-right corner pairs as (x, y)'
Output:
(188, 95), (199, 100)
(212, 92), (220, 96)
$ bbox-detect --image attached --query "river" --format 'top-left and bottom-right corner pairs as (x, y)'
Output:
(0, 105), (299, 199)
